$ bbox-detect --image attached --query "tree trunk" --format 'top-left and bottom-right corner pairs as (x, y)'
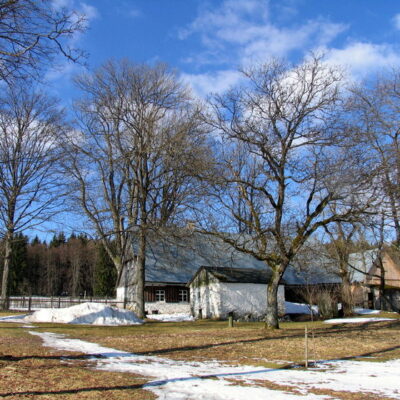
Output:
(265, 268), (282, 329)
(379, 258), (385, 311)
(131, 229), (146, 318)
(339, 262), (353, 317)
(1, 232), (13, 310)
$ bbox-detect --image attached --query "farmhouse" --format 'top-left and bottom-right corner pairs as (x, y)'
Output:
(349, 247), (400, 311)
(116, 232), (272, 316)
(116, 231), (342, 318)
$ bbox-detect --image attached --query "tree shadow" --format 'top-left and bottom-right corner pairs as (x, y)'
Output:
(1, 319), (398, 363)
(1, 341), (400, 398)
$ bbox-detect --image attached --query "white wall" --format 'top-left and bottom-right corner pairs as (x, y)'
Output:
(117, 286), (190, 314)
(191, 282), (285, 320)
(146, 302), (190, 314)
(191, 283), (221, 318)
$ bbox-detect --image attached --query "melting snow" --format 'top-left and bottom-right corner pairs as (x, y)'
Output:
(324, 317), (394, 324)
(354, 308), (381, 315)
(0, 303), (143, 325)
(146, 313), (194, 322)
(285, 301), (317, 315)
(29, 330), (400, 399)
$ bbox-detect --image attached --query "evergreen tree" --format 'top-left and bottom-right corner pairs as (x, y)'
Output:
(31, 235), (41, 246)
(94, 244), (116, 297)
(8, 233), (29, 295)
(49, 232), (66, 248)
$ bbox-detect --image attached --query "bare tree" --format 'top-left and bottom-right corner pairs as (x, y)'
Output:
(322, 220), (364, 316)
(0, 0), (86, 83)
(202, 55), (374, 328)
(0, 85), (65, 308)
(349, 74), (400, 247)
(64, 60), (207, 317)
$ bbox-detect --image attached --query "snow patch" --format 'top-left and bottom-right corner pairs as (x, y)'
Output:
(146, 313), (194, 322)
(354, 307), (381, 315)
(0, 314), (27, 322)
(30, 330), (400, 399)
(24, 303), (143, 325)
(324, 317), (394, 324)
(285, 301), (317, 315)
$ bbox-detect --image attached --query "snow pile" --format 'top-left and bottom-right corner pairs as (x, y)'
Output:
(24, 302), (143, 326)
(285, 301), (317, 315)
(146, 313), (194, 322)
(324, 317), (394, 324)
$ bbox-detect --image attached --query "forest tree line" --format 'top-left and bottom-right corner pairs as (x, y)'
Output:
(0, 233), (116, 298)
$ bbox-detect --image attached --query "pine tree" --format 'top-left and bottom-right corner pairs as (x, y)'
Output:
(94, 244), (116, 297)
(8, 233), (29, 295)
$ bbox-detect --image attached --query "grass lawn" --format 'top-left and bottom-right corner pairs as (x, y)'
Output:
(0, 311), (399, 399)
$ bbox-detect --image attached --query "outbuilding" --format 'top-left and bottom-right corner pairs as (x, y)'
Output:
(189, 266), (285, 320)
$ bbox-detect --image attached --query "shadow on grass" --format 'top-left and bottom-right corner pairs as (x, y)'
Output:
(1, 319), (399, 363)
(0, 361), (298, 397)
(2, 341), (400, 398)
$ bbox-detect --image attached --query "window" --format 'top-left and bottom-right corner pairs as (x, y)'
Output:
(155, 289), (165, 302)
(179, 289), (188, 302)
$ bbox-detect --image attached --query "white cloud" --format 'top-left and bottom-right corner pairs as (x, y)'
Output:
(80, 3), (99, 21)
(180, 0), (346, 65)
(51, 0), (73, 10)
(179, 0), (400, 96)
(324, 42), (400, 79)
(393, 13), (400, 30)
(181, 70), (243, 98)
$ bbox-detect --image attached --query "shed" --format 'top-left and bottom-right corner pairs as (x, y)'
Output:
(189, 266), (285, 320)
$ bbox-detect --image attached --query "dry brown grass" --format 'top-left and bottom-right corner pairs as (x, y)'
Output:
(0, 312), (399, 399)
(0, 321), (154, 399)
(44, 317), (400, 367)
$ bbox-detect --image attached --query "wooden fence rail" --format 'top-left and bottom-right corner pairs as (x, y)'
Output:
(6, 296), (123, 311)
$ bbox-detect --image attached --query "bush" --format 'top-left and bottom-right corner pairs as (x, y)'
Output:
(317, 291), (338, 319)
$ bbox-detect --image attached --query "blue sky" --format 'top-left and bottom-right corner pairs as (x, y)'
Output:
(40, 0), (400, 239)
(48, 0), (400, 103)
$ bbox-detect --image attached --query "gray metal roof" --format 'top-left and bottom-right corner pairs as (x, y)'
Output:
(137, 232), (268, 284)
(199, 266), (273, 284)
(283, 263), (341, 285)
(348, 249), (379, 283)
(118, 232), (344, 286)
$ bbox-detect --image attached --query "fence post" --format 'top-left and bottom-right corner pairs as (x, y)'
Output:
(228, 311), (234, 328)
(51, 296), (53, 308)
(28, 296), (32, 312)
(305, 325), (308, 369)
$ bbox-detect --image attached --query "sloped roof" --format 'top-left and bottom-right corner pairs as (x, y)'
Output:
(125, 232), (269, 285)
(118, 231), (344, 287)
(348, 249), (379, 283)
(196, 266), (273, 284)
(283, 263), (341, 285)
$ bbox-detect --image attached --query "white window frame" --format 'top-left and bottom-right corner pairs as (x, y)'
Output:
(155, 289), (165, 302)
(178, 289), (188, 302)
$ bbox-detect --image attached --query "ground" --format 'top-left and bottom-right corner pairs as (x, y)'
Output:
(0, 311), (399, 399)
